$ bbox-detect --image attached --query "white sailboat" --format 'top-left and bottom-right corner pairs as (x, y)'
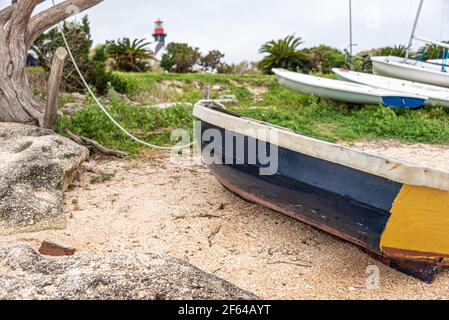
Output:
(372, 0), (449, 87)
(273, 69), (427, 109)
(427, 59), (449, 66)
(333, 68), (449, 108)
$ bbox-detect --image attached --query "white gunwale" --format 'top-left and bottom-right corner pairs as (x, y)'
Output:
(194, 101), (449, 192)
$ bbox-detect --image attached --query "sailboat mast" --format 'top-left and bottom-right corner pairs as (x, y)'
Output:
(349, 0), (353, 63)
(405, 0), (425, 60)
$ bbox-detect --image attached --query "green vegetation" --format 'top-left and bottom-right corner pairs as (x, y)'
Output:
(56, 88), (195, 155)
(106, 38), (154, 72)
(378, 45), (408, 58)
(230, 95), (449, 144)
(199, 50), (226, 73)
(303, 45), (347, 74)
(416, 42), (449, 61)
(258, 35), (350, 74)
(161, 43), (202, 73)
(90, 173), (115, 184)
(32, 15), (109, 94)
(257, 35), (448, 74)
(110, 71), (271, 100)
(258, 35), (309, 74)
(55, 72), (449, 156)
(159, 43), (235, 74)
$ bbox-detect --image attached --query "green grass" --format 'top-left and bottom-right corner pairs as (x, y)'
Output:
(110, 72), (272, 105)
(56, 89), (194, 155)
(26, 66), (46, 75)
(90, 173), (115, 184)
(231, 95), (449, 144)
(56, 71), (449, 155)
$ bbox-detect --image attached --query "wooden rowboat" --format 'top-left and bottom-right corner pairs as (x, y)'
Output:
(273, 68), (427, 109)
(194, 100), (449, 283)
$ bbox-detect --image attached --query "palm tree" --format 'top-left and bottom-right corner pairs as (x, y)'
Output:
(379, 45), (408, 58)
(258, 35), (309, 74)
(107, 38), (154, 72)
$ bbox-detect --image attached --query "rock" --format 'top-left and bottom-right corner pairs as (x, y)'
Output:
(153, 102), (193, 110)
(71, 92), (86, 102)
(248, 86), (268, 100)
(0, 123), (89, 235)
(0, 244), (258, 300)
(38, 240), (76, 257)
(61, 102), (83, 116)
(215, 95), (238, 105)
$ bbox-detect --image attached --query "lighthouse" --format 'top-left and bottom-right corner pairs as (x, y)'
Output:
(152, 18), (167, 55)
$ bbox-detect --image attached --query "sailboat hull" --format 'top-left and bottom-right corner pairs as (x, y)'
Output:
(372, 56), (449, 88)
(273, 68), (426, 109)
(333, 68), (449, 108)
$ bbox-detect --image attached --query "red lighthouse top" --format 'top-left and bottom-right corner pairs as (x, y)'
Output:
(153, 18), (166, 36)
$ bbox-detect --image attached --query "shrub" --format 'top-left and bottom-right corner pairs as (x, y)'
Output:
(199, 50), (225, 73)
(216, 63), (235, 74)
(416, 42), (449, 61)
(377, 45), (408, 57)
(31, 15), (108, 93)
(91, 45), (112, 95)
(301, 45), (346, 74)
(160, 43), (201, 73)
(354, 45), (408, 72)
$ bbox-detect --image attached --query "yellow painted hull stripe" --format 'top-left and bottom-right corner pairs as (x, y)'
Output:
(381, 185), (449, 259)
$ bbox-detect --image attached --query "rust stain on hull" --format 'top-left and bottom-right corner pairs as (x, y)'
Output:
(383, 247), (449, 267)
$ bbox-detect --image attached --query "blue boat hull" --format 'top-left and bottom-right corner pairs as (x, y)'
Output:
(197, 120), (442, 283)
(381, 96), (426, 109)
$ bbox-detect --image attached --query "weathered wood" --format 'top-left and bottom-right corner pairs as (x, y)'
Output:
(0, 0), (104, 127)
(0, 4), (15, 24)
(42, 47), (68, 129)
(27, 0), (103, 48)
(65, 129), (129, 158)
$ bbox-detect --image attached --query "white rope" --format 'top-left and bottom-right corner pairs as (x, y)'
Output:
(51, 0), (193, 151)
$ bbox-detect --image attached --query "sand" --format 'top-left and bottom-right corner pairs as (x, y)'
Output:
(2, 141), (449, 300)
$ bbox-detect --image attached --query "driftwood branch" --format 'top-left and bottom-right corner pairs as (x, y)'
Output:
(27, 0), (103, 47)
(42, 47), (68, 129)
(65, 129), (129, 158)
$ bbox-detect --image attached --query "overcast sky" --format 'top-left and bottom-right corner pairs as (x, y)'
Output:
(3, 0), (449, 63)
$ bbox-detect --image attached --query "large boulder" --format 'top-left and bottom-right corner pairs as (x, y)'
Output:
(0, 123), (88, 235)
(0, 244), (258, 300)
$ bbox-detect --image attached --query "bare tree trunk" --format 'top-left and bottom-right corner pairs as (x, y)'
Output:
(0, 0), (103, 127)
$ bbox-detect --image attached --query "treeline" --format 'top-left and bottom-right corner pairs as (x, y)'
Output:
(30, 16), (248, 94)
(30, 16), (449, 94)
(257, 35), (449, 75)
(30, 16), (157, 94)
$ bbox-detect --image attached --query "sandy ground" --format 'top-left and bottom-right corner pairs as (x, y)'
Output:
(2, 141), (449, 300)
